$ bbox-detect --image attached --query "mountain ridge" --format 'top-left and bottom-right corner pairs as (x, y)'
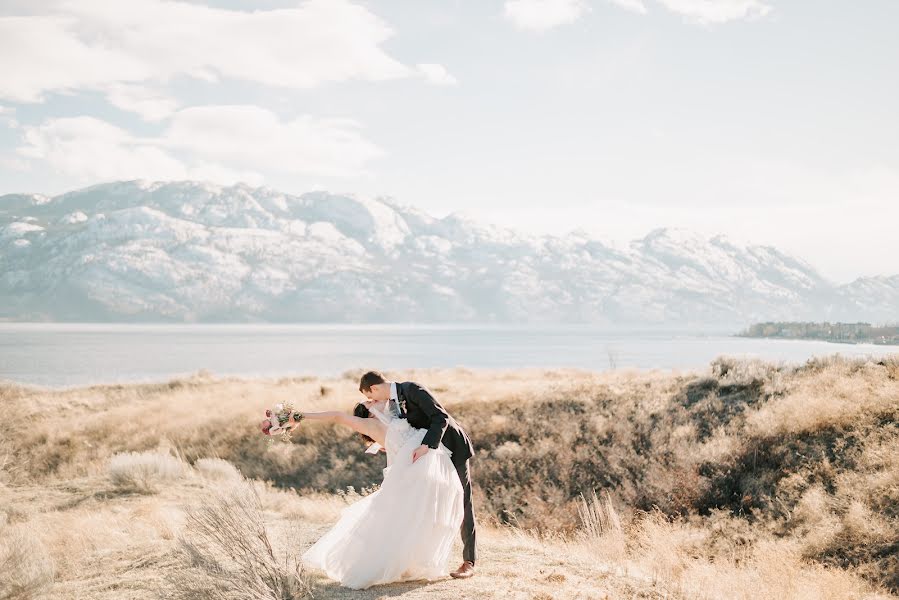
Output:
(1, 179), (896, 326)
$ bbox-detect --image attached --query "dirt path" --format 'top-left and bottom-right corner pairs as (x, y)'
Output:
(297, 523), (634, 600)
(264, 485), (664, 599)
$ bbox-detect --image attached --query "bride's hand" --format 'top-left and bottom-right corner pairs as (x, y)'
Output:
(411, 444), (429, 463)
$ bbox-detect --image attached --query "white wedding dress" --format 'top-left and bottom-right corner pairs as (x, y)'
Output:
(302, 401), (465, 590)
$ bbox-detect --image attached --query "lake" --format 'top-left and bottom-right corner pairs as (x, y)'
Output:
(1, 323), (896, 388)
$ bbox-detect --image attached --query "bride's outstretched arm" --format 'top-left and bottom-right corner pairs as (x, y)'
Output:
(288, 411), (385, 445)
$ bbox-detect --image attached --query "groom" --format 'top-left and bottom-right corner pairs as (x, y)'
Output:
(359, 371), (477, 579)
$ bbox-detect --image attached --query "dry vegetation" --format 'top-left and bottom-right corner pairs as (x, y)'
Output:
(1, 356), (897, 599)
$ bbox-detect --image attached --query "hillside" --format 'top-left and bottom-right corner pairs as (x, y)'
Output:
(1, 356), (897, 598)
(2, 180), (898, 325)
(0, 468), (674, 599)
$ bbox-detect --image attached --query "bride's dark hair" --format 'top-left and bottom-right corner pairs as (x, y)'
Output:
(353, 403), (375, 444)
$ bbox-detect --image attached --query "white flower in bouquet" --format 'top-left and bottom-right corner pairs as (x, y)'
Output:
(260, 402), (304, 443)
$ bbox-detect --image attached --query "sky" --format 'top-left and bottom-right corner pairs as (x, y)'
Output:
(0, 0), (897, 284)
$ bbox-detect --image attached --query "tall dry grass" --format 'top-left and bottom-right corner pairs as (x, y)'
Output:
(0, 524), (55, 600)
(572, 491), (892, 599)
(108, 451), (187, 493)
(166, 477), (312, 600)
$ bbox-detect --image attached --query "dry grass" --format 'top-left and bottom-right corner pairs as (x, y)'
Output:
(166, 477), (312, 600)
(108, 450), (187, 493)
(622, 512), (890, 600)
(570, 491), (891, 599)
(0, 357), (897, 598)
(0, 524), (55, 600)
(194, 457), (243, 481)
(576, 490), (626, 563)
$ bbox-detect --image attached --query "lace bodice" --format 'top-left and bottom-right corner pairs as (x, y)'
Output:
(369, 402), (421, 464)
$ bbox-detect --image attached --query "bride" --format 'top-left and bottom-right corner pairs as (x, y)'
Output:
(288, 396), (464, 590)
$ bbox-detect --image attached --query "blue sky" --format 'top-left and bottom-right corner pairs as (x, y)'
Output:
(1, 0), (897, 283)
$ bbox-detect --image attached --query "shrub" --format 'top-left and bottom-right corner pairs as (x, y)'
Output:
(0, 524), (55, 600)
(194, 457), (242, 481)
(108, 451), (186, 493)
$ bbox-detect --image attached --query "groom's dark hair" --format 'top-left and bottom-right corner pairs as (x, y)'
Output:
(359, 370), (386, 392)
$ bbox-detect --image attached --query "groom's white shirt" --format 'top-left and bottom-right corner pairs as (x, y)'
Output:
(389, 381), (401, 417)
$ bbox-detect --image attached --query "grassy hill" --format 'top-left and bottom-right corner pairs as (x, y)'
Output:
(1, 357), (897, 599)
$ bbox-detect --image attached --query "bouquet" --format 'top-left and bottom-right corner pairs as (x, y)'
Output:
(260, 402), (304, 443)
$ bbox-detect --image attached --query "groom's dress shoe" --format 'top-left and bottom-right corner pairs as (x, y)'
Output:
(450, 561), (475, 579)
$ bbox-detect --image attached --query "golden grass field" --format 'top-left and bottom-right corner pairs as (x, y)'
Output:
(1, 355), (898, 599)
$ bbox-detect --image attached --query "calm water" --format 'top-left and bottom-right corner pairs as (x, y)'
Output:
(1, 323), (896, 388)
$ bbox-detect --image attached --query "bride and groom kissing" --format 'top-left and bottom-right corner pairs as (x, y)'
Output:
(288, 370), (477, 590)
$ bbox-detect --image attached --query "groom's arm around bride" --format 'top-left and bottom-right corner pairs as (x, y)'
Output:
(402, 381), (450, 463)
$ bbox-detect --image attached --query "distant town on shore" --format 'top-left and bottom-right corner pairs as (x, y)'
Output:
(738, 321), (899, 345)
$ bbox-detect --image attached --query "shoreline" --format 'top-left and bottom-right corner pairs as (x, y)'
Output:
(0, 364), (672, 393)
(6, 351), (899, 391)
(4, 326), (899, 388)
(737, 334), (899, 347)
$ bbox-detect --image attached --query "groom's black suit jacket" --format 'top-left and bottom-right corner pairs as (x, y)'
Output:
(396, 381), (474, 461)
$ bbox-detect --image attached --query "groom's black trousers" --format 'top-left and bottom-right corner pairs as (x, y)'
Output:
(451, 453), (477, 564)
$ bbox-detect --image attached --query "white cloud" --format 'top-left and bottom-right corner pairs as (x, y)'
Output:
(609, 0), (648, 14)
(17, 105), (384, 182)
(0, 104), (17, 129)
(162, 105), (383, 178)
(18, 116), (188, 182)
(0, 15), (146, 103)
(0, 0), (411, 104)
(105, 84), (179, 122)
(417, 64), (459, 86)
(504, 0), (590, 31)
(654, 0), (771, 24)
(0, 155), (29, 171)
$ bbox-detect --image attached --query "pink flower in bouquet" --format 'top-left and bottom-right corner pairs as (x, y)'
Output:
(261, 403), (303, 443)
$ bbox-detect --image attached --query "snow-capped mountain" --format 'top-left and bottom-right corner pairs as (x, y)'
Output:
(1, 180), (895, 326)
